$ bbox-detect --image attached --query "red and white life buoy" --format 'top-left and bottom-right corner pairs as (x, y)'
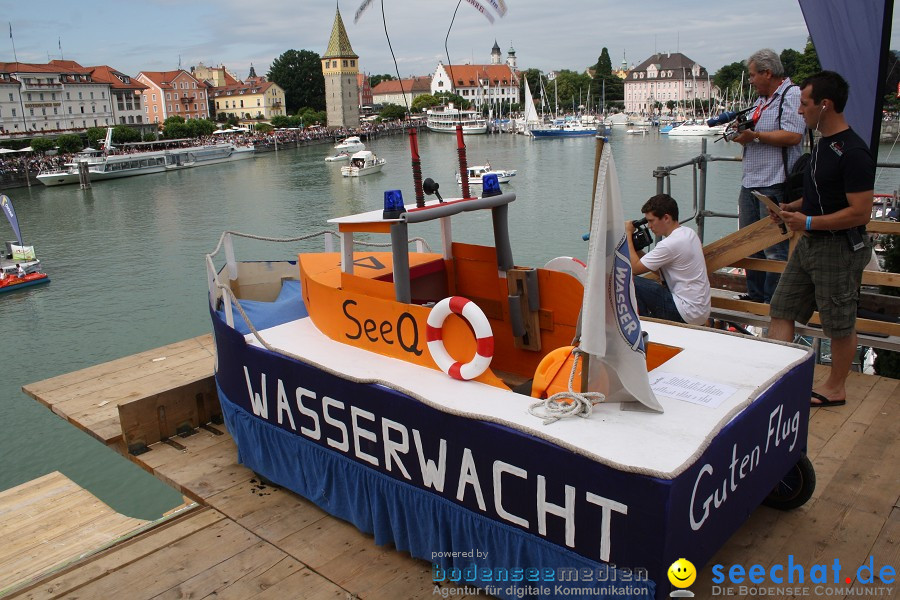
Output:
(426, 296), (494, 380)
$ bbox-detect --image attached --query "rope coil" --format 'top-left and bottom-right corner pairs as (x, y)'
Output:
(527, 348), (605, 425)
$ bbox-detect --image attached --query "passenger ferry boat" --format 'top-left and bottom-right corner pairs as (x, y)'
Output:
(206, 132), (816, 600)
(426, 104), (487, 135)
(36, 143), (255, 187)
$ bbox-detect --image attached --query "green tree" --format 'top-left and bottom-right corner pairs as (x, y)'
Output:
(142, 132), (158, 142)
(56, 134), (83, 154)
(30, 138), (55, 154)
(296, 107), (326, 126)
(411, 94), (441, 113)
(255, 123), (274, 133)
(267, 49), (325, 114)
(434, 91), (469, 109)
(163, 117), (189, 139)
(779, 49), (802, 79)
(270, 115), (291, 128)
(369, 74), (395, 88)
(793, 38), (822, 85)
(713, 61), (747, 100)
(594, 48), (613, 78)
(187, 118), (216, 137)
(882, 50), (900, 113)
(111, 125), (141, 144)
(379, 103), (408, 120)
(85, 127), (106, 147)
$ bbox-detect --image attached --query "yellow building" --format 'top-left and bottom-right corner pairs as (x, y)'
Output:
(212, 79), (286, 122)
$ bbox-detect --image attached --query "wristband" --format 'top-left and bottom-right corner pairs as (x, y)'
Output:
(805, 215), (812, 231)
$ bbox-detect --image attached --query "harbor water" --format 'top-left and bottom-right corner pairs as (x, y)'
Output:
(1, 129), (898, 519)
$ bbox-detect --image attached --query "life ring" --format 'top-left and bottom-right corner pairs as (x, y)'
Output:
(543, 256), (587, 284)
(426, 296), (494, 380)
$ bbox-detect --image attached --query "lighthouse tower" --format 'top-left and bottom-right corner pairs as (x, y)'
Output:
(322, 5), (360, 129)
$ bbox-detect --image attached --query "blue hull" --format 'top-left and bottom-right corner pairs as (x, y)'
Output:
(210, 288), (815, 600)
(530, 129), (596, 138)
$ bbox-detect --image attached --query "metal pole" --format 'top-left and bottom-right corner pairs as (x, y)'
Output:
(697, 137), (708, 242)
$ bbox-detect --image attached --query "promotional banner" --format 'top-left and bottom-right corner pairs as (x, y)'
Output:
(0, 194), (23, 246)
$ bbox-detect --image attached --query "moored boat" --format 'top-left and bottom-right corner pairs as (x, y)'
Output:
(334, 136), (366, 152)
(36, 143), (255, 187)
(456, 164), (517, 185)
(325, 150), (352, 162)
(206, 133), (815, 599)
(530, 120), (597, 138)
(340, 150), (385, 177)
(0, 194), (48, 292)
(426, 104), (487, 135)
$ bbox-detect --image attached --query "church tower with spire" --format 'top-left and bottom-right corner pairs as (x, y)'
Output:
(322, 4), (360, 129)
(490, 40), (502, 65)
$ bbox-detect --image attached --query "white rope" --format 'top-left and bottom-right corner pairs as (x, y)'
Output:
(527, 348), (605, 425)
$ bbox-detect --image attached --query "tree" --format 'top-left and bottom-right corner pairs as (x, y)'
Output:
(30, 138), (55, 154)
(792, 37), (821, 85)
(594, 48), (613, 78)
(882, 50), (900, 113)
(713, 61), (747, 100)
(296, 107), (326, 126)
(112, 125), (141, 144)
(779, 49), (802, 79)
(379, 104), (407, 120)
(411, 94), (441, 113)
(163, 117), (189, 139)
(187, 118), (216, 137)
(369, 74), (395, 89)
(267, 49), (325, 114)
(142, 132), (158, 142)
(56, 134), (82, 154)
(86, 127), (106, 147)
(270, 115), (291, 128)
(255, 123), (274, 133)
(434, 91), (469, 109)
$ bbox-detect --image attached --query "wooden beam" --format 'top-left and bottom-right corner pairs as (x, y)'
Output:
(704, 218), (791, 273)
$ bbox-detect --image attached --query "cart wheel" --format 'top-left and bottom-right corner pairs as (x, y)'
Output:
(763, 455), (815, 510)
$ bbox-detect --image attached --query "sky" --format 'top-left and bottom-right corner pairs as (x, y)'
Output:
(3, 1), (898, 82)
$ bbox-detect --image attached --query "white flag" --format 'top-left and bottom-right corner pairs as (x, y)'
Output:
(580, 143), (663, 413)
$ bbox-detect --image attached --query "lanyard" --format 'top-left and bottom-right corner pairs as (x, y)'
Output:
(752, 94), (778, 122)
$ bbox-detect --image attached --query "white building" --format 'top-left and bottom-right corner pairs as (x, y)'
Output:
(430, 42), (520, 109)
(0, 61), (119, 138)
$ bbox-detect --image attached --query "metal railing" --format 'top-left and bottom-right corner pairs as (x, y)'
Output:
(651, 137), (900, 243)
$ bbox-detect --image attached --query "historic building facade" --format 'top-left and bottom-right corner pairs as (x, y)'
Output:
(430, 43), (519, 108)
(624, 52), (714, 115)
(136, 70), (210, 124)
(321, 7), (359, 129)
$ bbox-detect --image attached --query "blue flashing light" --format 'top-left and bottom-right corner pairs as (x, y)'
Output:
(481, 173), (501, 197)
(383, 189), (406, 219)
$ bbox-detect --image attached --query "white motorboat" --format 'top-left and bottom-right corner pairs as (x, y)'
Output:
(667, 122), (726, 137)
(334, 136), (365, 152)
(340, 150), (385, 177)
(456, 164), (517, 185)
(325, 151), (352, 162)
(626, 128), (649, 135)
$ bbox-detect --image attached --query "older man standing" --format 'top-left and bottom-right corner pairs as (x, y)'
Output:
(731, 49), (805, 303)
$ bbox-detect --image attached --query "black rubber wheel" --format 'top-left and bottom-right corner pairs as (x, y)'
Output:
(763, 454), (816, 510)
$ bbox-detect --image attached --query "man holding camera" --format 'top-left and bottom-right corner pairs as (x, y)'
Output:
(625, 194), (710, 325)
(768, 71), (874, 408)
(732, 49), (805, 303)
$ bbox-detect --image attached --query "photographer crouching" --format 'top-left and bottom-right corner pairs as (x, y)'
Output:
(625, 194), (711, 325)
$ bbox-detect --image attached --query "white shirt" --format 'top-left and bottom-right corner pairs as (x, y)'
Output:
(639, 226), (711, 325)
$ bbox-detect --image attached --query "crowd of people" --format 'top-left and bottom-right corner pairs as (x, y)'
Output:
(0, 118), (416, 178)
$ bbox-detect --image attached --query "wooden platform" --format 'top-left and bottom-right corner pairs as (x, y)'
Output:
(0, 472), (148, 595)
(10, 336), (900, 599)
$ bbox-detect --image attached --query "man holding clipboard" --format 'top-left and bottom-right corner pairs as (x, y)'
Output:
(765, 71), (874, 409)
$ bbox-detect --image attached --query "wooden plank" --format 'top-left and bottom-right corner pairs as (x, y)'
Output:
(0, 472), (148, 596)
(22, 336), (212, 400)
(10, 508), (224, 600)
(864, 507), (900, 587)
(704, 218), (790, 273)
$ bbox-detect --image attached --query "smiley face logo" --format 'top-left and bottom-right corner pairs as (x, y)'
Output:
(668, 558), (696, 588)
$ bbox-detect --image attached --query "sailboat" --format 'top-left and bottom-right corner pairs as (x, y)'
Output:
(518, 78), (540, 135)
(0, 194), (49, 292)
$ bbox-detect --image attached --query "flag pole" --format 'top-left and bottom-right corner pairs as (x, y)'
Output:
(9, 22), (18, 62)
(580, 135), (606, 391)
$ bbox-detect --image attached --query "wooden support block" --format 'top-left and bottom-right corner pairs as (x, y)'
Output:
(118, 375), (220, 455)
(506, 268), (541, 351)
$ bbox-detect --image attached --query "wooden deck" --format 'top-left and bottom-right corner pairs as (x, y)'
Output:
(8, 336), (900, 599)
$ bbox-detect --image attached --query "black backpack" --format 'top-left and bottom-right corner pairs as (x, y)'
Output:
(778, 84), (812, 202)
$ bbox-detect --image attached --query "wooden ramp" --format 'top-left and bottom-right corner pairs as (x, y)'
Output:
(11, 337), (900, 599)
(0, 472), (148, 595)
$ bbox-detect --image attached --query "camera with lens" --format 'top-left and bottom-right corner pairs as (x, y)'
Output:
(631, 218), (654, 251)
(707, 107), (756, 142)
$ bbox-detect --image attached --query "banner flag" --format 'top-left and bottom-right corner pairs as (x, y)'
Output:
(353, 0), (374, 23)
(0, 194), (23, 246)
(464, 0), (495, 24)
(580, 144), (664, 413)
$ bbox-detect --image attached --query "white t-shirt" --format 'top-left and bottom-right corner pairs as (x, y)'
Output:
(639, 226), (711, 325)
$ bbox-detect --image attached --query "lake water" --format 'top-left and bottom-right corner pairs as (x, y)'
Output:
(2, 128), (898, 519)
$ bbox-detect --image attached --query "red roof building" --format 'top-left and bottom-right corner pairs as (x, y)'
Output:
(431, 63), (519, 108)
(136, 70), (210, 124)
(371, 77), (432, 107)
